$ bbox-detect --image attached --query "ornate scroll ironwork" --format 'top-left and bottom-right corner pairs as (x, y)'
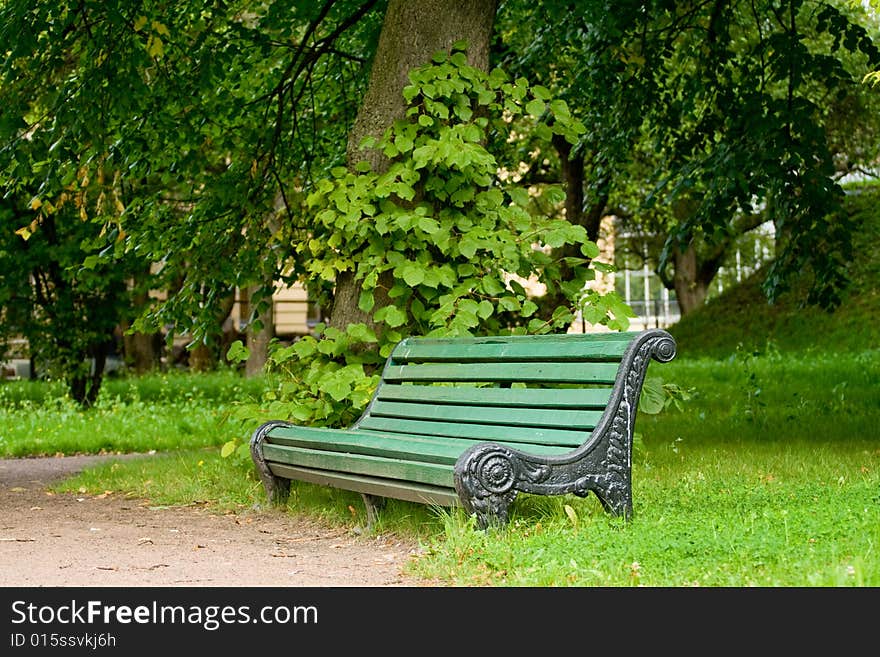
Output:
(453, 329), (676, 529)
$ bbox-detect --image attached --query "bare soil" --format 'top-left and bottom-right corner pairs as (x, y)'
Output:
(0, 454), (429, 587)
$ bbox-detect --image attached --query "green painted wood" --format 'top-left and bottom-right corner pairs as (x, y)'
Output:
(261, 443), (454, 487)
(396, 331), (643, 348)
(392, 338), (634, 363)
(381, 361), (621, 384)
(267, 464), (461, 506)
(375, 383), (613, 409)
(368, 400), (603, 430)
(355, 415), (588, 447)
(265, 427), (572, 464)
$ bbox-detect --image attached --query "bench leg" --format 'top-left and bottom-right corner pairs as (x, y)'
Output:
(457, 488), (516, 530)
(454, 445), (520, 530)
(250, 420), (292, 507)
(361, 493), (386, 530)
(575, 477), (633, 520)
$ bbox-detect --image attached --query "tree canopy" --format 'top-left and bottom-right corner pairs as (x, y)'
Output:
(2, 0), (879, 406)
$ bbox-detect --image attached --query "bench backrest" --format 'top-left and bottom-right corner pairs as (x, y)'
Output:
(353, 331), (651, 450)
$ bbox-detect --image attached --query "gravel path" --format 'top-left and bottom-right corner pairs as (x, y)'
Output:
(0, 454), (427, 587)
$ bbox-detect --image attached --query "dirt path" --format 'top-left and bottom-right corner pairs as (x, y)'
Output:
(0, 454), (428, 587)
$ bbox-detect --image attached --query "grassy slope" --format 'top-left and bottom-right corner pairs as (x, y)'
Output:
(667, 187), (880, 359)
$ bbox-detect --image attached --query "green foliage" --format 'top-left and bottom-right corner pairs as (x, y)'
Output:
(302, 45), (598, 339)
(638, 376), (694, 415)
(221, 47), (632, 443)
(0, 0), (381, 348)
(669, 185), (880, 358)
(0, 194), (138, 405)
(498, 0), (880, 311)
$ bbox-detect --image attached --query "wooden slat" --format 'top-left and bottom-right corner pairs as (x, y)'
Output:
(261, 443), (454, 487)
(375, 383), (613, 409)
(266, 431), (461, 465)
(392, 337), (634, 363)
(381, 361), (621, 384)
(355, 416), (587, 447)
(265, 427), (572, 464)
(267, 464), (461, 506)
(368, 400), (603, 430)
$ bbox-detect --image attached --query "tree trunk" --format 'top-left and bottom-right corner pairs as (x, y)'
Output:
(68, 341), (108, 408)
(121, 267), (163, 373)
(243, 284), (274, 377)
(671, 243), (712, 315)
(329, 0), (499, 333)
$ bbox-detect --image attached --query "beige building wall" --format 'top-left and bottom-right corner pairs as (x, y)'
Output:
(227, 281), (313, 338)
(270, 282), (312, 336)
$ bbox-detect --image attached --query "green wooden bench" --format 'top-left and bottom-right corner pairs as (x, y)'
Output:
(250, 328), (676, 529)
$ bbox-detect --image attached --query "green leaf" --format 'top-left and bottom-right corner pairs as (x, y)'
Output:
(292, 339), (317, 359)
(358, 289), (375, 312)
(359, 135), (378, 150)
(324, 379), (352, 402)
(460, 235), (479, 259)
(418, 216), (441, 234)
(639, 377), (667, 414)
(401, 263), (425, 287)
(532, 85), (552, 100)
(380, 305), (407, 328)
(225, 340), (250, 364)
(526, 98), (546, 116)
(346, 323), (377, 343)
(581, 241), (601, 258)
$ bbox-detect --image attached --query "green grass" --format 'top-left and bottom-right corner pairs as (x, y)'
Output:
(53, 449), (267, 510)
(0, 369), (270, 457)
(411, 438), (878, 586)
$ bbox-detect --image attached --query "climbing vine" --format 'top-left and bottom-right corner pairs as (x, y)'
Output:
(226, 44), (632, 445)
